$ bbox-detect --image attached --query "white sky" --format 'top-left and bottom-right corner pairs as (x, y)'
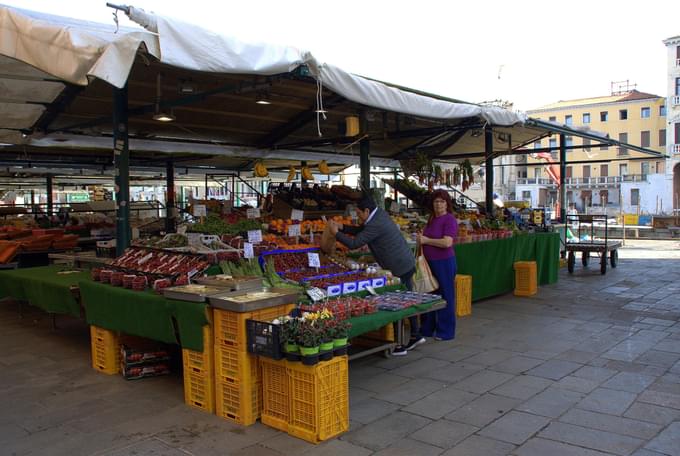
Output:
(4, 0), (680, 111)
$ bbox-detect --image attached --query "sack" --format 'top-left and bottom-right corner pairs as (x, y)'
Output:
(320, 224), (336, 255)
(413, 254), (438, 293)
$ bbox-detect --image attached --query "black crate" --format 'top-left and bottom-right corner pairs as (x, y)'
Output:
(246, 319), (284, 360)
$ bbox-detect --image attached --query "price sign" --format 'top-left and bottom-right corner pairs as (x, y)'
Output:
(306, 287), (327, 302)
(288, 224), (301, 236)
(247, 229), (263, 244)
(307, 252), (320, 268)
(246, 208), (260, 219)
(243, 242), (254, 259)
(365, 285), (378, 296)
(193, 204), (207, 217)
(291, 209), (304, 221)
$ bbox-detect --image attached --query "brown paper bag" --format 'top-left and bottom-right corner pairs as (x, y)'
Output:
(320, 224), (336, 254)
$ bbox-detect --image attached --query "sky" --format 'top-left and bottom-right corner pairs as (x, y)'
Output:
(3, 0), (680, 111)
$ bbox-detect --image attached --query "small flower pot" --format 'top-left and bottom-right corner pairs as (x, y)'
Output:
(300, 346), (320, 365)
(333, 344), (348, 356)
(333, 338), (348, 348)
(284, 343), (299, 353)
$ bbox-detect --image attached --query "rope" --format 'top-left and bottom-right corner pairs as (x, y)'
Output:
(315, 67), (327, 137)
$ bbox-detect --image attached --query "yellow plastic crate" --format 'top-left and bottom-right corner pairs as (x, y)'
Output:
(182, 314), (214, 375)
(286, 356), (349, 444)
(183, 368), (214, 413)
(90, 325), (120, 375)
(260, 357), (289, 432)
(213, 304), (295, 350)
(455, 274), (472, 317)
(215, 376), (262, 426)
(214, 341), (260, 383)
(514, 261), (537, 296)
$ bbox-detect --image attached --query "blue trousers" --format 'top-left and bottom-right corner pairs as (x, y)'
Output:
(421, 256), (457, 340)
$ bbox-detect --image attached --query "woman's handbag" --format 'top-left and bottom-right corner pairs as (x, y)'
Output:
(413, 246), (438, 293)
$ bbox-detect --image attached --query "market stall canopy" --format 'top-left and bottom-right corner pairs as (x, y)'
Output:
(0, 4), (664, 174)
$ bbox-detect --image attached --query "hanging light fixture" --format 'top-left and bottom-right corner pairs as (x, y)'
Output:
(255, 91), (271, 105)
(153, 73), (175, 122)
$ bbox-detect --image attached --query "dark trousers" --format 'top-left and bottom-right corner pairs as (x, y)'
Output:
(398, 267), (420, 340)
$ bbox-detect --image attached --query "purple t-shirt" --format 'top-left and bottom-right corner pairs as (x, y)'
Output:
(423, 213), (458, 261)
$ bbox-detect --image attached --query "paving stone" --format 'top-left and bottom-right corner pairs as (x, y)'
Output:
(348, 371), (411, 394)
(559, 408), (663, 440)
(515, 437), (618, 456)
(637, 389), (680, 410)
(428, 345), (484, 362)
(538, 421), (644, 455)
(554, 375), (602, 394)
(644, 422), (680, 456)
(348, 397), (401, 424)
(441, 434), (516, 456)
(445, 393), (521, 427)
(402, 386), (478, 420)
(260, 432), (316, 455)
(631, 449), (669, 456)
(303, 438), (373, 456)
(477, 410), (550, 445)
(525, 360), (582, 381)
(577, 388), (638, 416)
(370, 437), (444, 456)
(515, 387), (584, 418)
(491, 356), (545, 374)
(461, 349), (517, 367)
(227, 444), (287, 456)
(450, 369), (514, 394)
(555, 349), (600, 364)
(100, 437), (193, 456)
(373, 378), (446, 406)
(421, 362), (484, 384)
(410, 419), (477, 449)
(491, 375), (553, 400)
(390, 357), (452, 379)
(641, 317), (675, 327)
(344, 411), (431, 451)
(602, 371), (657, 393)
(636, 350), (680, 368)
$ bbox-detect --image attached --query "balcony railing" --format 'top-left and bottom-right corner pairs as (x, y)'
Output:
(673, 95), (680, 106)
(676, 58), (680, 67)
(673, 144), (680, 154)
(517, 175), (649, 186)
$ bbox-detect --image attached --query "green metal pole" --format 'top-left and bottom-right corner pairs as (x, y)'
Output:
(484, 126), (494, 216)
(113, 85), (130, 256)
(559, 134), (567, 223)
(360, 113), (370, 191)
(301, 161), (307, 185)
(165, 161), (175, 233)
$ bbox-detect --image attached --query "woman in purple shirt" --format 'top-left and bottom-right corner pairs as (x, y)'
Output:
(417, 189), (458, 340)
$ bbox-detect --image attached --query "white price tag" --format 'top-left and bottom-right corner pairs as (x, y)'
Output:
(243, 242), (254, 259)
(306, 287), (327, 302)
(366, 285), (378, 296)
(193, 204), (206, 217)
(247, 229), (263, 244)
(307, 252), (320, 268)
(291, 209), (304, 221)
(246, 208), (260, 219)
(288, 224), (301, 236)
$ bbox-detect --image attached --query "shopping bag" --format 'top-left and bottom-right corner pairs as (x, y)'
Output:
(413, 252), (438, 293)
(320, 224), (336, 255)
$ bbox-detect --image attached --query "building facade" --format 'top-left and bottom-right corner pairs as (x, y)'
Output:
(522, 89), (668, 214)
(663, 35), (680, 213)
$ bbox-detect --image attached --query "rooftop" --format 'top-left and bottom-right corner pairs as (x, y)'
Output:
(528, 90), (663, 112)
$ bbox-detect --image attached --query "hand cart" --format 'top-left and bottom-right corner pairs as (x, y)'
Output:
(565, 214), (621, 275)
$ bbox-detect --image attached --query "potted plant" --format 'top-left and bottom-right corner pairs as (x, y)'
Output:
(332, 319), (351, 356)
(318, 317), (336, 362)
(298, 319), (322, 365)
(279, 316), (301, 362)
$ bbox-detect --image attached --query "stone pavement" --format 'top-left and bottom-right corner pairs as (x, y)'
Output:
(1, 239), (679, 455)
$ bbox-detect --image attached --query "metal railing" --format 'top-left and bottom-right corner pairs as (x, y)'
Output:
(517, 175), (648, 186)
(673, 144), (680, 154)
(676, 58), (680, 67)
(672, 95), (680, 106)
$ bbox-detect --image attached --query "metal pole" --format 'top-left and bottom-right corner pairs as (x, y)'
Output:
(46, 174), (53, 216)
(484, 126), (494, 216)
(393, 169), (398, 200)
(620, 184), (625, 246)
(301, 161), (307, 185)
(360, 112), (370, 191)
(559, 134), (567, 223)
(204, 173), (208, 200)
(113, 85), (130, 255)
(165, 161), (175, 233)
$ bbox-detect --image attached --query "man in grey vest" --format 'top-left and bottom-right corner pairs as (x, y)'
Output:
(329, 195), (423, 356)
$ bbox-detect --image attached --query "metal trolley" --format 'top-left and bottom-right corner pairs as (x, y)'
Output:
(565, 214), (621, 275)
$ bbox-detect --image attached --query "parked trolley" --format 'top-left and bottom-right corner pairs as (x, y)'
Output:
(565, 214), (621, 275)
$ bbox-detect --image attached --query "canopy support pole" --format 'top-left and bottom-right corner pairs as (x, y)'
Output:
(166, 161), (175, 233)
(113, 85), (131, 256)
(360, 113), (370, 191)
(559, 134), (567, 223)
(301, 161), (307, 185)
(46, 174), (53, 216)
(484, 126), (494, 216)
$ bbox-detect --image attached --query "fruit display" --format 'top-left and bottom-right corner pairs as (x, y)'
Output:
(189, 215), (262, 236)
(367, 291), (441, 311)
(268, 216), (352, 235)
(286, 166), (296, 182)
(300, 296), (377, 320)
(271, 182), (354, 211)
(301, 166), (314, 181)
(318, 160), (330, 175)
(253, 161), (269, 178)
(111, 247), (210, 278)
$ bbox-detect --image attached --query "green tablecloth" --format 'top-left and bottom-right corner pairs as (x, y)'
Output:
(455, 232), (559, 301)
(348, 299), (444, 338)
(0, 265), (89, 317)
(79, 280), (209, 351)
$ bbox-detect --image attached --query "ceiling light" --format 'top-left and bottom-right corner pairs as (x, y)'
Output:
(153, 73), (175, 122)
(152, 111), (176, 122)
(255, 91), (271, 105)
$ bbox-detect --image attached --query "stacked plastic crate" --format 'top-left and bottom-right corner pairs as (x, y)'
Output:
(182, 312), (214, 413)
(260, 356), (349, 444)
(90, 325), (120, 374)
(213, 304), (295, 425)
